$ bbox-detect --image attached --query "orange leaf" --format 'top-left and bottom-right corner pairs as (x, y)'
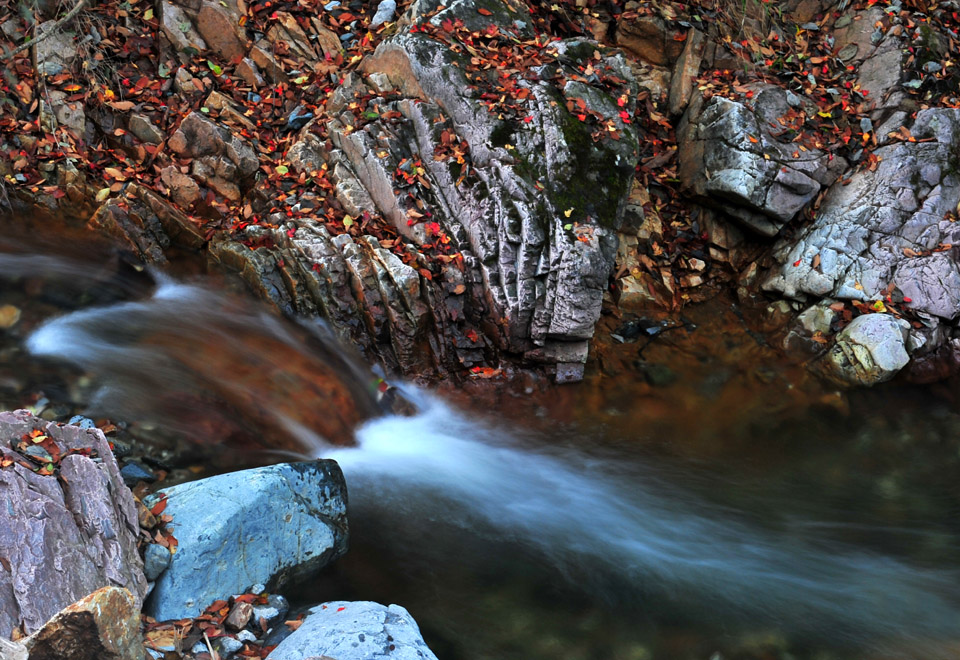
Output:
(477, 7), (492, 15)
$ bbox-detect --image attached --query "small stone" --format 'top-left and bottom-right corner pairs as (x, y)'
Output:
(236, 630), (257, 643)
(67, 415), (96, 429)
(215, 636), (244, 656)
(225, 601), (254, 631)
(128, 114), (164, 145)
(160, 166), (201, 208)
(120, 460), (156, 486)
(143, 543), (172, 581)
(236, 58), (264, 88)
(370, 0), (396, 27)
(0, 304), (21, 329)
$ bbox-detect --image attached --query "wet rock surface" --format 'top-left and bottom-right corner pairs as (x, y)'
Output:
(0, 411), (147, 638)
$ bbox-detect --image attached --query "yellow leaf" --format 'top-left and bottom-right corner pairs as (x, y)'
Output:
(872, 300), (886, 312)
(96, 188), (111, 202)
(817, 111), (832, 118)
(854, 281), (864, 290)
(143, 7), (153, 19)
(563, 208), (573, 218)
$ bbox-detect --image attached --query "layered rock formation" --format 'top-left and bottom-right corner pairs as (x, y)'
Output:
(0, 412), (147, 637)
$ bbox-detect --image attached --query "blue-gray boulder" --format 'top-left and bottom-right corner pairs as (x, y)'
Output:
(266, 601), (438, 660)
(144, 460), (348, 621)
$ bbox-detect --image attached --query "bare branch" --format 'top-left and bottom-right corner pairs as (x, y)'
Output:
(0, 0), (89, 62)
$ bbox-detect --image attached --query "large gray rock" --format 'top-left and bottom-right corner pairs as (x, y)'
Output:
(817, 313), (911, 386)
(763, 109), (960, 372)
(316, 0), (639, 381)
(0, 411), (147, 638)
(144, 460), (348, 622)
(678, 91), (844, 236)
(266, 601), (438, 660)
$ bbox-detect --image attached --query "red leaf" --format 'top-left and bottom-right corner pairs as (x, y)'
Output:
(150, 498), (168, 516)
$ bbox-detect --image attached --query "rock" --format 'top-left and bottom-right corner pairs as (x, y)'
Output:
(143, 544), (172, 582)
(205, 91), (256, 130)
(215, 637), (244, 656)
(128, 114), (164, 145)
(39, 91), (85, 135)
(831, 7), (905, 119)
(0, 637), (26, 660)
(371, 0), (397, 27)
(817, 313), (911, 386)
(0, 305), (20, 329)
(666, 28), (704, 116)
(0, 411), (147, 637)
(265, 601), (439, 660)
(119, 460), (156, 486)
(66, 416), (95, 430)
(169, 112), (258, 202)
(22, 587), (145, 660)
(160, 1), (207, 56)
(615, 15), (685, 66)
(225, 601), (254, 631)
(678, 92), (843, 236)
(250, 45), (289, 83)
(763, 108), (960, 375)
(160, 166), (201, 208)
(196, 1), (246, 60)
(33, 21), (76, 77)
(144, 460), (347, 621)
(252, 593), (288, 627)
(328, 4), (639, 380)
(236, 58), (264, 88)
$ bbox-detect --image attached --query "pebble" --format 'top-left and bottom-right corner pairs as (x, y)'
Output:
(143, 543), (172, 581)
(216, 636), (244, 655)
(236, 630), (257, 642)
(0, 305), (21, 329)
(120, 461), (157, 486)
(67, 415), (97, 430)
(252, 594), (289, 626)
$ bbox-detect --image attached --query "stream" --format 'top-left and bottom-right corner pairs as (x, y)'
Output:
(2, 228), (960, 660)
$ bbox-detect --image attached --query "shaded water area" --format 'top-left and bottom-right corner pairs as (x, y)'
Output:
(2, 224), (960, 660)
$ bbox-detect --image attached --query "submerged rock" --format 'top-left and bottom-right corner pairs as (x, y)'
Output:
(266, 601), (438, 660)
(0, 411), (147, 638)
(144, 460), (348, 621)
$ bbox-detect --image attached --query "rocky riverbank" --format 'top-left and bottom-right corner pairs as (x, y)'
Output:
(2, 0), (957, 388)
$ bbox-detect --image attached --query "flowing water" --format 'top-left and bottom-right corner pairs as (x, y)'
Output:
(2, 230), (960, 660)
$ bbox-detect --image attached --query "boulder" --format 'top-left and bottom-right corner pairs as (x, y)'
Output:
(0, 411), (147, 638)
(265, 601), (438, 660)
(678, 92), (843, 236)
(144, 460), (348, 622)
(817, 313), (911, 386)
(319, 0), (639, 380)
(22, 587), (146, 660)
(615, 15), (685, 67)
(763, 108), (960, 335)
(168, 112), (259, 202)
